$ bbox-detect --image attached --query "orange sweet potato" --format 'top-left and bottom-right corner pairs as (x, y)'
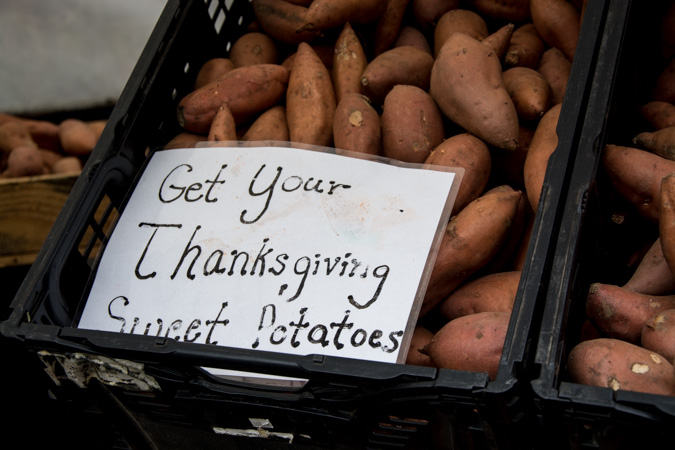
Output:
(194, 58), (236, 90)
(430, 32), (520, 151)
(585, 282), (675, 344)
(286, 42), (336, 147)
(439, 270), (521, 320)
(481, 23), (515, 62)
(633, 127), (675, 161)
(422, 186), (523, 316)
(252, 0), (320, 45)
(642, 309), (675, 363)
(530, 0), (581, 62)
(411, 0), (460, 31)
(164, 132), (206, 150)
(503, 66), (552, 122)
(424, 133), (492, 215)
(523, 103), (561, 211)
(381, 85), (444, 163)
(433, 9), (489, 57)
(59, 118), (98, 156)
(241, 105), (289, 142)
(623, 238), (675, 296)
(568, 338), (675, 396)
(640, 101), (675, 131)
(426, 311), (511, 380)
(405, 325), (435, 367)
(505, 23), (546, 69)
(52, 156), (83, 175)
(332, 22), (368, 106)
(0, 120), (36, 153)
(229, 32), (279, 67)
(177, 64), (289, 134)
(372, 0), (410, 56)
(207, 103), (238, 142)
(602, 144), (675, 223)
(333, 93), (382, 156)
(537, 47), (571, 106)
(393, 26), (432, 55)
(4, 145), (44, 177)
(360, 45), (435, 106)
(298, 0), (387, 32)
(660, 173), (675, 279)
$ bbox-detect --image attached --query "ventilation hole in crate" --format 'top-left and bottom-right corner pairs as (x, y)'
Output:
(225, 0), (234, 10)
(171, 88), (178, 100)
(183, 62), (190, 74)
(225, 40), (232, 52)
(214, 8), (226, 34)
(207, 0), (218, 18)
(237, 15), (243, 26)
(78, 194), (118, 266)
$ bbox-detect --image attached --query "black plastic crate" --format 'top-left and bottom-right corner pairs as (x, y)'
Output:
(1, 1), (608, 448)
(531, 0), (675, 448)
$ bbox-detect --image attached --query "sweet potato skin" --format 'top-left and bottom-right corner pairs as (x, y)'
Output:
(439, 271), (521, 320)
(523, 103), (561, 211)
(332, 22), (368, 105)
(568, 338), (675, 396)
(241, 105), (290, 142)
(333, 93), (382, 156)
(642, 309), (675, 362)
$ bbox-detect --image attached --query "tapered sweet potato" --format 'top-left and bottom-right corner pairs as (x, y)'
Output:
(298, 0), (386, 32)
(194, 58), (236, 90)
(372, 0), (410, 56)
(439, 271), (521, 320)
(568, 338), (675, 396)
(424, 133), (491, 215)
(505, 23), (546, 69)
(503, 66), (552, 122)
(530, 0), (581, 62)
(241, 105), (289, 142)
(481, 23), (515, 62)
(642, 309), (675, 362)
(433, 9), (489, 57)
(333, 93), (382, 156)
(623, 238), (675, 295)
(660, 173), (675, 279)
(230, 32), (279, 67)
(59, 118), (98, 156)
(393, 26), (432, 55)
(537, 47), (571, 106)
(585, 282), (675, 344)
(332, 23), (368, 105)
(422, 186), (523, 316)
(430, 32), (520, 151)
(523, 103), (561, 211)
(405, 325), (435, 367)
(4, 145), (44, 177)
(252, 0), (320, 45)
(602, 144), (675, 223)
(640, 101), (675, 131)
(360, 45), (434, 106)
(207, 103), (238, 142)
(178, 64), (289, 134)
(286, 42), (336, 147)
(426, 311), (510, 380)
(381, 85), (444, 163)
(633, 127), (675, 161)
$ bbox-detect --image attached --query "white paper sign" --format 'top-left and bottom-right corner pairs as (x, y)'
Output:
(77, 145), (460, 364)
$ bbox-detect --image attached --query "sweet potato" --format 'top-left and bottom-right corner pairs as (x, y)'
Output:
(537, 47), (571, 106)
(241, 105), (289, 142)
(602, 144), (675, 223)
(411, 0), (460, 31)
(52, 156), (83, 174)
(422, 186), (523, 316)
(523, 103), (561, 211)
(333, 93), (382, 156)
(433, 9), (489, 57)
(4, 145), (44, 177)
(39, 149), (63, 172)
(505, 23), (546, 69)
(177, 64), (289, 134)
(530, 0), (581, 62)
(286, 42), (336, 147)
(393, 26), (432, 55)
(653, 58), (675, 105)
(633, 127), (675, 160)
(585, 282), (675, 344)
(439, 271), (521, 320)
(481, 23), (515, 62)
(164, 132), (206, 150)
(0, 120), (36, 153)
(59, 118), (98, 156)
(332, 23), (368, 106)
(207, 103), (238, 142)
(426, 311), (510, 380)
(660, 173), (675, 279)
(640, 101), (675, 131)
(464, 0), (531, 22)
(381, 85), (444, 163)
(642, 309), (675, 362)
(424, 133), (491, 215)
(405, 325), (435, 367)
(229, 32), (279, 67)
(568, 338), (675, 396)
(430, 32), (520, 151)
(23, 119), (61, 152)
(252, 0), (320, 45)
(283, 44), (335, 71)
(194, 58), (236, 90)
(623, 238), (675, 296)
(360, 45), (434, 106)
(87, 120), (107, 143)
(298, 0), (387, 32)
(503, 67), (552, 122)
(372, 0), (410, 56)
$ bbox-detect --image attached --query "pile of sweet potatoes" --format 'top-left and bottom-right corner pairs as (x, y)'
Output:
(0, 113), (105, 178)
(167, 0), (589, 380)
(566, 2), (675, 396)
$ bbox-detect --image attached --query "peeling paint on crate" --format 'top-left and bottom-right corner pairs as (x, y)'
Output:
(212, 418), (311, 442)
(38, 350), (160, 391)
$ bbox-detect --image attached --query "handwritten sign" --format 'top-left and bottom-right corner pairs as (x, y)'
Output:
(77, 145), (461, 364)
